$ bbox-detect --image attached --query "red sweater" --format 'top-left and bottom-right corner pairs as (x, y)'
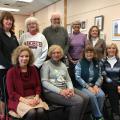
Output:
(6, 66), (41, 112)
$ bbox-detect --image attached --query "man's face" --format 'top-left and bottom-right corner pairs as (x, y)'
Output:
(51, 15), (61, 28)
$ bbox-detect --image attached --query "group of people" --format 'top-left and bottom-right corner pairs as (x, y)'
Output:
(0, 11), (120, 120)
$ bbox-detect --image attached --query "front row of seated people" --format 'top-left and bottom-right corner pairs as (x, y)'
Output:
(6, 44), (120, 120)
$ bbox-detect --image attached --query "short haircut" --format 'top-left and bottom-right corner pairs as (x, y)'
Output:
(0, 11), (15, 32)
(106, 43), (119, 57)
(72, 21), (81, 27)
(50, 13), (61, 20)
(25, 17), (39, 32)
(12, 45), (34, 66)
(48, 45), (64, 58)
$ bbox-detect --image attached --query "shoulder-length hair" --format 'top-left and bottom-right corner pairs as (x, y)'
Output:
(88, 25), (100, 40)
(48, 45), (64, 58)
(25, 17), (39, 32)
(12, 45), (34, 66)
(0, 11), (15, 32)
(106, 43), (119, 57)
(82, 45), (97, 59)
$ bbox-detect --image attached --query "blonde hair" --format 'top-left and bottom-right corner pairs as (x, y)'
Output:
(12, 45), (34, 66)
(106, 43), (119, 57)
(25, 17), (39, 32)
(48, 45), (64, 58)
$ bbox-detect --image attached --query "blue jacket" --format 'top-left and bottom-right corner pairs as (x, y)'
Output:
(75, 58), (103, 89)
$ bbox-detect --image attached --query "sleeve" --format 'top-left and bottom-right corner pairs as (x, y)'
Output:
(95, 63), (103, 87)
(64, 29), (70, 55)
(41, 62), (62, 94)
(64, 65), (73, 89)
(6, 69), (21, 101)
(103, 40), (106, 57)
(75, 62), (89, 88)
(34, 35), (48, 68)
(0, 44), (10, 68)
(42, 28), (47, 38)
(99, 59), (112, 83)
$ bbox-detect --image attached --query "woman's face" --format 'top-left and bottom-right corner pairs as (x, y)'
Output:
(51, 48), (62, 61)
(27, 22), (37, 33)
(18, 50), (30, 67)
(3, 18), (13, 31)
(73, 24), (80, 32)
(107, 45), (117, 57)
(90, 27), (99, 38)
(85, 51), (94, 61)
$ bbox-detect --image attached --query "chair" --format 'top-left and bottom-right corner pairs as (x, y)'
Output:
(2, 76), (67, 120)
(103, 95), (120, 120)
(2, 75), (23, 120)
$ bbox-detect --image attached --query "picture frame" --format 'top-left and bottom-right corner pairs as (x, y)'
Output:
(80, 20), (87, 31)
(112, 19), (120, 40)
(94, 15), (104, 30)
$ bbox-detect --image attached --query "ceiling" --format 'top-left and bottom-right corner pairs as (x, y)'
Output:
(0, 0), (60, 15)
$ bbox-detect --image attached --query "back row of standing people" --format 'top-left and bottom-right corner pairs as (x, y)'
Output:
(0, 11), (112, 120)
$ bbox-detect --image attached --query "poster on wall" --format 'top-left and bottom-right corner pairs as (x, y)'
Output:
(112, 19), (120, 40)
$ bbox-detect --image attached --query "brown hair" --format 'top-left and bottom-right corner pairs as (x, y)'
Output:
(83, 45), (97, 59)
(88, 25), (100, 40)
(0, 11), (15, 32)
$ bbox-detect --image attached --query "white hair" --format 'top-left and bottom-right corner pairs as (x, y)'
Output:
(25, 16), (39, 32)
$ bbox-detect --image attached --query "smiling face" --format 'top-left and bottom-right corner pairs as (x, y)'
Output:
(51, 48), (62, 62)
(27, 22), (37, 34)
(85, 51), (94, 61)
(18, 50), (30, 68)
(3, 18), (13, 31)
(107, 44), (117, 57)
(90, 26), (99, 38)
(51, 14), (61, 28)
(73, 24), (80, 32)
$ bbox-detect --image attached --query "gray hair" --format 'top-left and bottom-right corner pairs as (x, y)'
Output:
(25, 17), (39, 32)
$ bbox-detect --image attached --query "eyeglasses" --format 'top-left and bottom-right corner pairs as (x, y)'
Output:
(73, 25), (80, 28)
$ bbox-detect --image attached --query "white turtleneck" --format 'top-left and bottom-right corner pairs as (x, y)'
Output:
(107, 56), (117, 68)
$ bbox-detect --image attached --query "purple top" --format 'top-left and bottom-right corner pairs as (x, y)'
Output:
(68, 32), (87, 60)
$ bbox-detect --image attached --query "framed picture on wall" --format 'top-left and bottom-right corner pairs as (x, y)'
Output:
(112, 19), (120, 40)
(94, 15), (104, 30)
(80, 20), (87, 31)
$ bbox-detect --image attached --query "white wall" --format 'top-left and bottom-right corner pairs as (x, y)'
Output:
(35, 0), (64, 32)
(14, 14), (28, 39)
(66, 0), (120, 53)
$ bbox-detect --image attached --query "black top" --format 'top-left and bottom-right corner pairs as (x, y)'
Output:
(0, 28), (19, 69)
